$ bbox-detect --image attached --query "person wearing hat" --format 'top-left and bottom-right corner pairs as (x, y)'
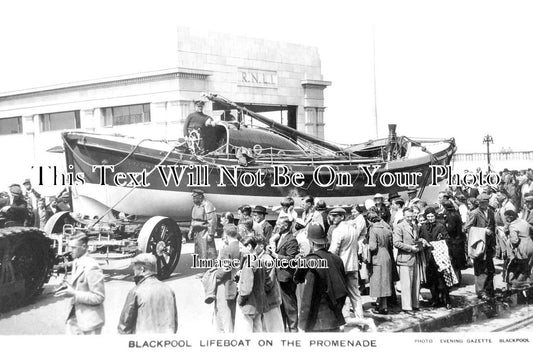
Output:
(55, 232), (105, 335)
(250, 235), (284, 333)
(294, 223), (347, 332)
(234, 236), (268, 333)
(328, 207), (364, 320)
(267, 216), (299, 332)
(504, 210), (533, 288)
(22, 178), (41, 227)
(367, 211), (395, 314)
(494, 189), (516, 268)
(56, 189), (72, 212)
(314, 200), (330, 234)
(373, 193), (391, 224)
(237, 204), (253, 237)
(118, 253), (178, 334)
(220, 109), (236, 122)
(0, 184), (30, 227)
(393, 208), (423, 314)
(252, 205), (273, 243)
(300, 196), (324, 231)
(182, 100), (217, 153)
(419, 207), (453, 308)
(464, 193), (496, 300)
(520, 194), (533, 228)
(212, 224), (241, 333)
(189, 189), (218, 261)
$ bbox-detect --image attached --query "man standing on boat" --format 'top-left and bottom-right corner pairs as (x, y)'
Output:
(183, 100), (217, 153)
(189, 189), (218, 262)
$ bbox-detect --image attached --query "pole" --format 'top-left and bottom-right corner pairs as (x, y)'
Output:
(486, 139), (491, 172)
(372, 25), (379, 139)
(483, 134), (493, 172)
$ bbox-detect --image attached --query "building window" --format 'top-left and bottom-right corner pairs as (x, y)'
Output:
(0, 116), (22, 135)
(40, 111), (80, 132)
(103, 103), (151, 127)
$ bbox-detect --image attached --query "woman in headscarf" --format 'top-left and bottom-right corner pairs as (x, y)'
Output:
(419, 207), (453, 308)
(367, 211), (393, 314)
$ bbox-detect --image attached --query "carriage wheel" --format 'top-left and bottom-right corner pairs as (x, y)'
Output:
(137, 217), (182, 280)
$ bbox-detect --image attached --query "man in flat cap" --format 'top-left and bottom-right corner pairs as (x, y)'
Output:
(118, 253), (178, 334)
(328, 207), (364, 320)
(189, 189), (218, 262)
(22, 178), (40, 227)
(464, 193), (496, 300)
(183, 100), (217, 153)
(294, 223), (347, 332)
(252, 205), (273, 243)
(56, 232), (105, 335)
(57, 190), (72, 212)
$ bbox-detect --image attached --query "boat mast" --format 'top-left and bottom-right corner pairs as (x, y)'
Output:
(204, 93), (343, 153)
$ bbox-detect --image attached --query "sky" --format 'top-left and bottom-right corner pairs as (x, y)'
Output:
(1, 0), (532, 153)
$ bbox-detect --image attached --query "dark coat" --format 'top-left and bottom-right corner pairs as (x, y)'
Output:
(368, 220), (393, 297)
(118, 275), (178, 334)
(375, 204), (391, 223)
(237, 259), (267, 316)
(445, 210), (467, 270)
(215, 240), (241, 300)
(258, 251), (282, 312)
(294, 249), (347, 332)
(419, 221), (449, 287)
(275, 232), (299, 282)
(464, 207), (496, 276)
(254, 220), (273, 243)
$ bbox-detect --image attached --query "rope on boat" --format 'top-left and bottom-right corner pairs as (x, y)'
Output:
(88, 145), (178, 228)
(62, 134), (187, 169)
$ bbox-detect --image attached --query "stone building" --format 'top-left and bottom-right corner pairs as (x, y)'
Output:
(0, 27), (330, 189)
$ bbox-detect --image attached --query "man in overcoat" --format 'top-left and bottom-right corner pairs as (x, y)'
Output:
(464, 193), (496, 300)
(118, 253), (178, 334)
(269, 217), (299, 332)
(294, 223), (347, 332)
(393, 208), (422, 314)
(56, 232), (105, 335)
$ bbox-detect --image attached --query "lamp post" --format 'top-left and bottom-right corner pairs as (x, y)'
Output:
(483, 134), (493, 172)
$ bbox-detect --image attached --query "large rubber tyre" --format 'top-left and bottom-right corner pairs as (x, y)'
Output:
(0, 227), (53, 311)
(137, 217), (182, 280)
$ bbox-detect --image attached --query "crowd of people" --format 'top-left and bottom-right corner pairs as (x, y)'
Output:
(196, 168), (533, 332)
(2, 168), (533, 335)
(0, 178), (71, 228)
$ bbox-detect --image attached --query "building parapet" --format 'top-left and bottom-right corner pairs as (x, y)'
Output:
(0, 67), (212, 100)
